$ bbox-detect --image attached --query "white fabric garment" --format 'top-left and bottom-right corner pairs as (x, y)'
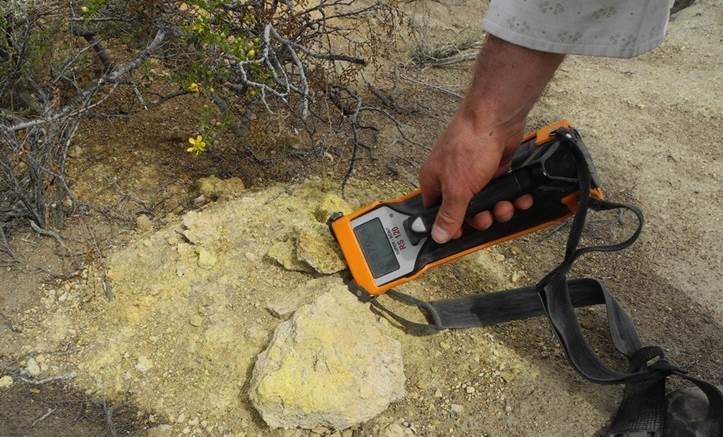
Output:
(484, 0), (675, 58)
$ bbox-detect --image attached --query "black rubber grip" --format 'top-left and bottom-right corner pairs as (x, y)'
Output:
(408, 170), (534, 237)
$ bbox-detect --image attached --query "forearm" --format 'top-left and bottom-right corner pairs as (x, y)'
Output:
(460, 35), (564, 138)
(419, 36), (564, 242)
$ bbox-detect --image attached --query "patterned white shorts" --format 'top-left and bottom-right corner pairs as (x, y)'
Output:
(484, 0), (676, 58)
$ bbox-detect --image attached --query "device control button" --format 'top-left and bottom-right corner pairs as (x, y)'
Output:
(410, 217), (428, 234)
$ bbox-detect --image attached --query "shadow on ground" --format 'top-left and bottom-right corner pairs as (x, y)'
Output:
(0, 374), (142, 437)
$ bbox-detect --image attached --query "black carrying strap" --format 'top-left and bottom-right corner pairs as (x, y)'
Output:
(370, 129), (723, 436)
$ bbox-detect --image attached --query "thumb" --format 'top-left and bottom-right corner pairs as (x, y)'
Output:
(432, 189), (471, 244)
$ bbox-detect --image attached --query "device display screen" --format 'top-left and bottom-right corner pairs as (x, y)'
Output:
(354, 218), (400, 279)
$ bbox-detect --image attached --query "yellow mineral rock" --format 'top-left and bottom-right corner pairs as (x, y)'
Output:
(249, 282), (405, 429)
(314, 193), (352, 223)
(197, 175), (245, 200)
(266, 238), (312, 273)
(295, 223), (346, 274)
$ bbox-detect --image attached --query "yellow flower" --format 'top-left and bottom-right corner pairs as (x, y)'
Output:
(80, 6), (89, 13)
(191, 21), (206, 33)
(188, 82), (201, 93)
(248, 89), (257, 97)
(247, 49), (256, 58)
(186, 135), (207, 155)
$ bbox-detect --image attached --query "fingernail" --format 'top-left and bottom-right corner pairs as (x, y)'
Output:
(432, 226), (450, 244)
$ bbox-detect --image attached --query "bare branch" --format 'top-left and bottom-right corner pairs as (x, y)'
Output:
(19, 372), (77, 385)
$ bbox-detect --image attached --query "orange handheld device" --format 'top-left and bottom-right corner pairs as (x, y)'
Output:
(329, 120), (603, 299)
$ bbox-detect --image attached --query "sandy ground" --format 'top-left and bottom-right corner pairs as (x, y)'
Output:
(1, 1), (721, 436)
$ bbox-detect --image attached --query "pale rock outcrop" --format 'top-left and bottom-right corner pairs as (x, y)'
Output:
(266, 238), (313, 273)
(265, 277), (338, 319)
(197, 175), (245, 200)
(0, 375), (13, 389)
(250, 282), (405, 429)
(314, 193), (352, 223)
(295, 223), (346, 274)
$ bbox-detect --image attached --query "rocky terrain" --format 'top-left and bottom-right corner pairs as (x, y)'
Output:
(1, 180), (610, 436)
(0, 1), (721, 436)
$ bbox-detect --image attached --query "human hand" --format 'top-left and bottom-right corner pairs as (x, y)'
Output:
(418, 111), (533, 244)
(418, 35), (563, 244)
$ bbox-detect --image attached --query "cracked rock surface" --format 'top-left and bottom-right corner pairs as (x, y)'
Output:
(250, 283), (406, 430)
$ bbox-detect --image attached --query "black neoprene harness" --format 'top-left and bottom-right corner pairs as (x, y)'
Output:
(369, 130), (723, 437)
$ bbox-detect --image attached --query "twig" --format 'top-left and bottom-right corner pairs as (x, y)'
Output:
(399, 74), (463, 100)
(32, 265), (82, 280)
(360, 105), (426, 149)
(31, 408), (57, 427)
(76, 31), (114, 72)
(101, 272), (114, 301)
(103, 401), (118, 437)
(69, 16), (127, 23)
(4, 30), (165, 133)
(412, 38), (482, 67)
(149, 90), (190, 106)
(0, 26), (167, 260)
(80, 216), (104, 259)
(424, 49), (479, 67)
(0, 225), (16, 260)
(131, 82), (148, 110)
(29, 220), (81, 256)
(19, 372), (77, 385)
(0, 311), (22, 333)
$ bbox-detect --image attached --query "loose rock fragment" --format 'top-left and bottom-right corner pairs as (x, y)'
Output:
(146, 424), (173, 437)
(0, 375), (13, 389)
(265, 277), (339, 319)
(67, 145), (83, 158)
(380, 422), (415, 437)
(136, 214), (153, 232)
(189, 315), (204, 327)
(266, 239), (312, 273)
(25, 357), (40, 377)
(295, 224), (346, 274)
(450, 404), (464, 415)
(197, 248), (217, 269)
(197, 175), (245, 200)
(192, 195), (207, 207)
(266, 298), (301, 320)
(136, 356), (153, 373)
(314, 193), (352, 223)
(250, 283), (405, 430)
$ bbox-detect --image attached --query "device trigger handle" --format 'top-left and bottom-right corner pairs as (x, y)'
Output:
(465, 171), (531, 217)
(405, 170), (532, 244)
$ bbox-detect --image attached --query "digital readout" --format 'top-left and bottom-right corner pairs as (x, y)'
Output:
(354, 218), (400, 279)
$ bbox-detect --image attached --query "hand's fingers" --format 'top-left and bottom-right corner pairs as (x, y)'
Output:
(432, 190), (471, 244)
(419, 168), (442, 208)
(514, 194), (534, 210)
(468, 211), (494, 230)
(468, 194), (532, 231)
(452, 228), (463, 240)
(492, 200), (515, 223)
